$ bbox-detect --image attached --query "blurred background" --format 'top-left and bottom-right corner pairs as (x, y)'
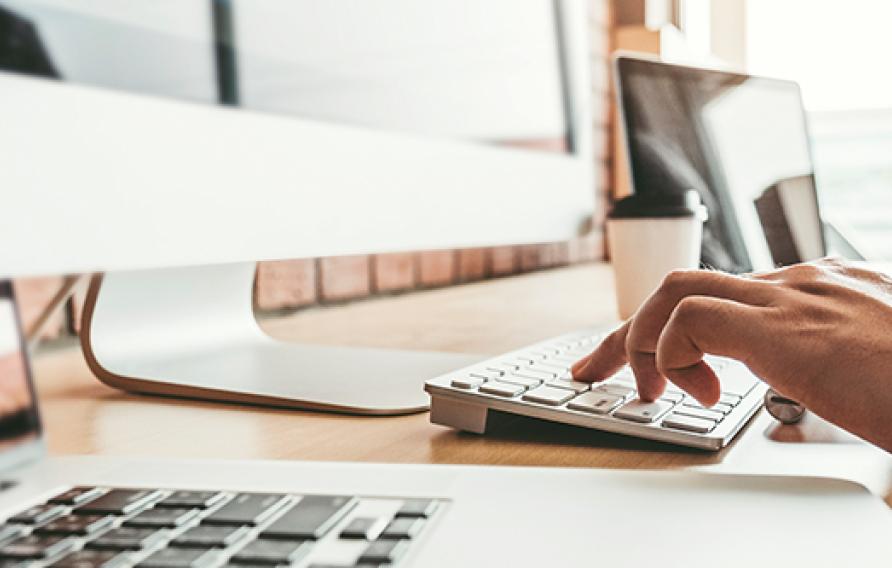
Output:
(5, 0), (891, 342)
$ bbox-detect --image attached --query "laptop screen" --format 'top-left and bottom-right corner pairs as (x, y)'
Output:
(0, 282), (41, 459)
(616, 56), (825, 273)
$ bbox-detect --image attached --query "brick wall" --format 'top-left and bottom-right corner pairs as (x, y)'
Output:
(15, 0), (615, 337)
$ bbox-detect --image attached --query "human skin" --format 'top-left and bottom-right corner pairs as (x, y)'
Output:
(571, 258), (892, 453)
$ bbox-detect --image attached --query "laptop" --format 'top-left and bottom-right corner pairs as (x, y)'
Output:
(2, 283), (892, 566)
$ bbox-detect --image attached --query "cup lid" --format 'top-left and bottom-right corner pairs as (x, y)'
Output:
(608, 189), (708, 220)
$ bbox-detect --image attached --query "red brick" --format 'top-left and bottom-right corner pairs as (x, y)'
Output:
(373, 253), (416, 292)
(319, 256), (370, 301)
(418, 250), (456, 287)
(457, 248), (488, 282)
(255, 259), (318, 310)
(488, 247), (517, 276)
(13, 276), (65, 340)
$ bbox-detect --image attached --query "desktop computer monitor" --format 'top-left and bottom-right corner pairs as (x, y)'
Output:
(0, 0), (597, 413)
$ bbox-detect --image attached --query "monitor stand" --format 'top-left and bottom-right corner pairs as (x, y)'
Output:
(80, 262), (484, 415)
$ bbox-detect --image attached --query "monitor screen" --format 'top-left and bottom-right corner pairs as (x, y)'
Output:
(0, 282), (41, 456)
(0, 0), (572, 155)
(617, 57), (823, 272)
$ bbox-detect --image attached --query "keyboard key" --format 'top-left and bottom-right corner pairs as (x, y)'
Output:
(0, 527), (24, 547)
(231, 539), (310, 565)
(88, 527), (165, 551)
(49, 487), (105, 506)
(339, 517), (386, 540)
(497, 375), (541, 388)
(522, 386), (574, 406)
(567, 392), (623, 414)
(478, 382), (525, 397)
(358, 540), (409, 564)
(674, 406), (725, 422)
(513, 369), (556, 381)
(613, 399), (674, 423)
(0, 535), (74, 559)
(719, 393), (742, 406)
(469, 370), (501, 381)
(54, 549), (127, 568)
(451, 376), (485, 389)
(379, 518), (424, 540)
(126, 508), (199, 528)
(594, 384), (636, 400)
(140, 547), (217, 568)
(262, 495), (357, 540)
(9, 504), (65, 525)
(203, 494), (289, 526)
(533, 361), (570, 372)
(156, 491), (225, 510)
(484, 364), (515, 375)
(395, 499), (439, 519)
(75, 489), (162, 516)
(547, 378), (590, 393)
(683, 400), (733, 414)
(172, 525), (250, 549)
(661, 413), (716, 434)
(659, 392), (684, 404)
(37, 515), (114, 536)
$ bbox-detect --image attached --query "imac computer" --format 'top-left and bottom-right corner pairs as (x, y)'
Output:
(0, 0), (596, 413)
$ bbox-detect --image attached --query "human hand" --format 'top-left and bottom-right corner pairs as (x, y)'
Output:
(571, 258), (892, 452)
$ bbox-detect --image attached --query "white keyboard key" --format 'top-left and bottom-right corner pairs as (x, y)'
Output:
(659, 392), (684, 404)
(594, 384), (636, 400)
(718, 393), (741, 407)
(548, 378), (590, 393)
(534, 361), (570, 372)
(470, 369), (502, 380)
(522, 386), (574, 406)
(498, 375), (542, 388)
(479, 382), (525, 397)
(514, 369), (557, 381)
(567, 392), (623, 414)
(662, 413), (715, 433)
(613, 399), (674, 423)
(451, 376), (485, 389)
(674, 406), (725, 422)
(486, 365), (515, 375)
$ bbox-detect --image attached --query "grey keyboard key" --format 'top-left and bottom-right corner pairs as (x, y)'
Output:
(358, 540), (409, 564)
(54, 549), (126, 568)
(9, 504), (65, 525)
(140, 547), (217, 568)
(497, 375), (542, 388)
(567, 392), (623, 414)
(613, 399), (674, 423)
(547, 378), (590, 393)
(203, 494), (288, 526)
(125, 508), (199, 528)
(594, 384), (636, 400)
(0, 535), (74, 559)
(88, 527), (165, 551)
(522, 386), (574, 406)
(380, 518), (424, 540)
(478, 382), (525, 397)
(451, 376), (484, 389)
(0, 527), (24, 547)
(172, 526), (250, 549)
(37, 515), (114, 536)
(75, 490), (162, 516)
(339, 517), (386, 540)
(395, 499), (439, 519)
(662, 413), (716, 434)
(157, 491), (225, 510)
(231, 539), (311, 565)
(50, 488), (104, 506)
(262, 495), (357, 540)
(674, 406), (725, 422)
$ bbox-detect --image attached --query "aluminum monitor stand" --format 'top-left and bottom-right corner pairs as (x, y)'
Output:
(80, 262), (483, 415)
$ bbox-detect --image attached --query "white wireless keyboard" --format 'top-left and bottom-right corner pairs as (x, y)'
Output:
(425, 329), (767, 451)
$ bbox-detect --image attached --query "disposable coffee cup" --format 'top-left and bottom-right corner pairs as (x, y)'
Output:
(607, 190), (708, 320)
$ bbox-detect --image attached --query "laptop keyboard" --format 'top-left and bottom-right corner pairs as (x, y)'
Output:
(425, 330), (766, 450)
(0, 487), (444, 567)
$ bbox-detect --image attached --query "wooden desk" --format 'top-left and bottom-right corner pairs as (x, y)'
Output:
(32, 263), (892, 504)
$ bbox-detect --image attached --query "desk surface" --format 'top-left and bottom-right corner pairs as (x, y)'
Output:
(32, 263), (892, 505)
